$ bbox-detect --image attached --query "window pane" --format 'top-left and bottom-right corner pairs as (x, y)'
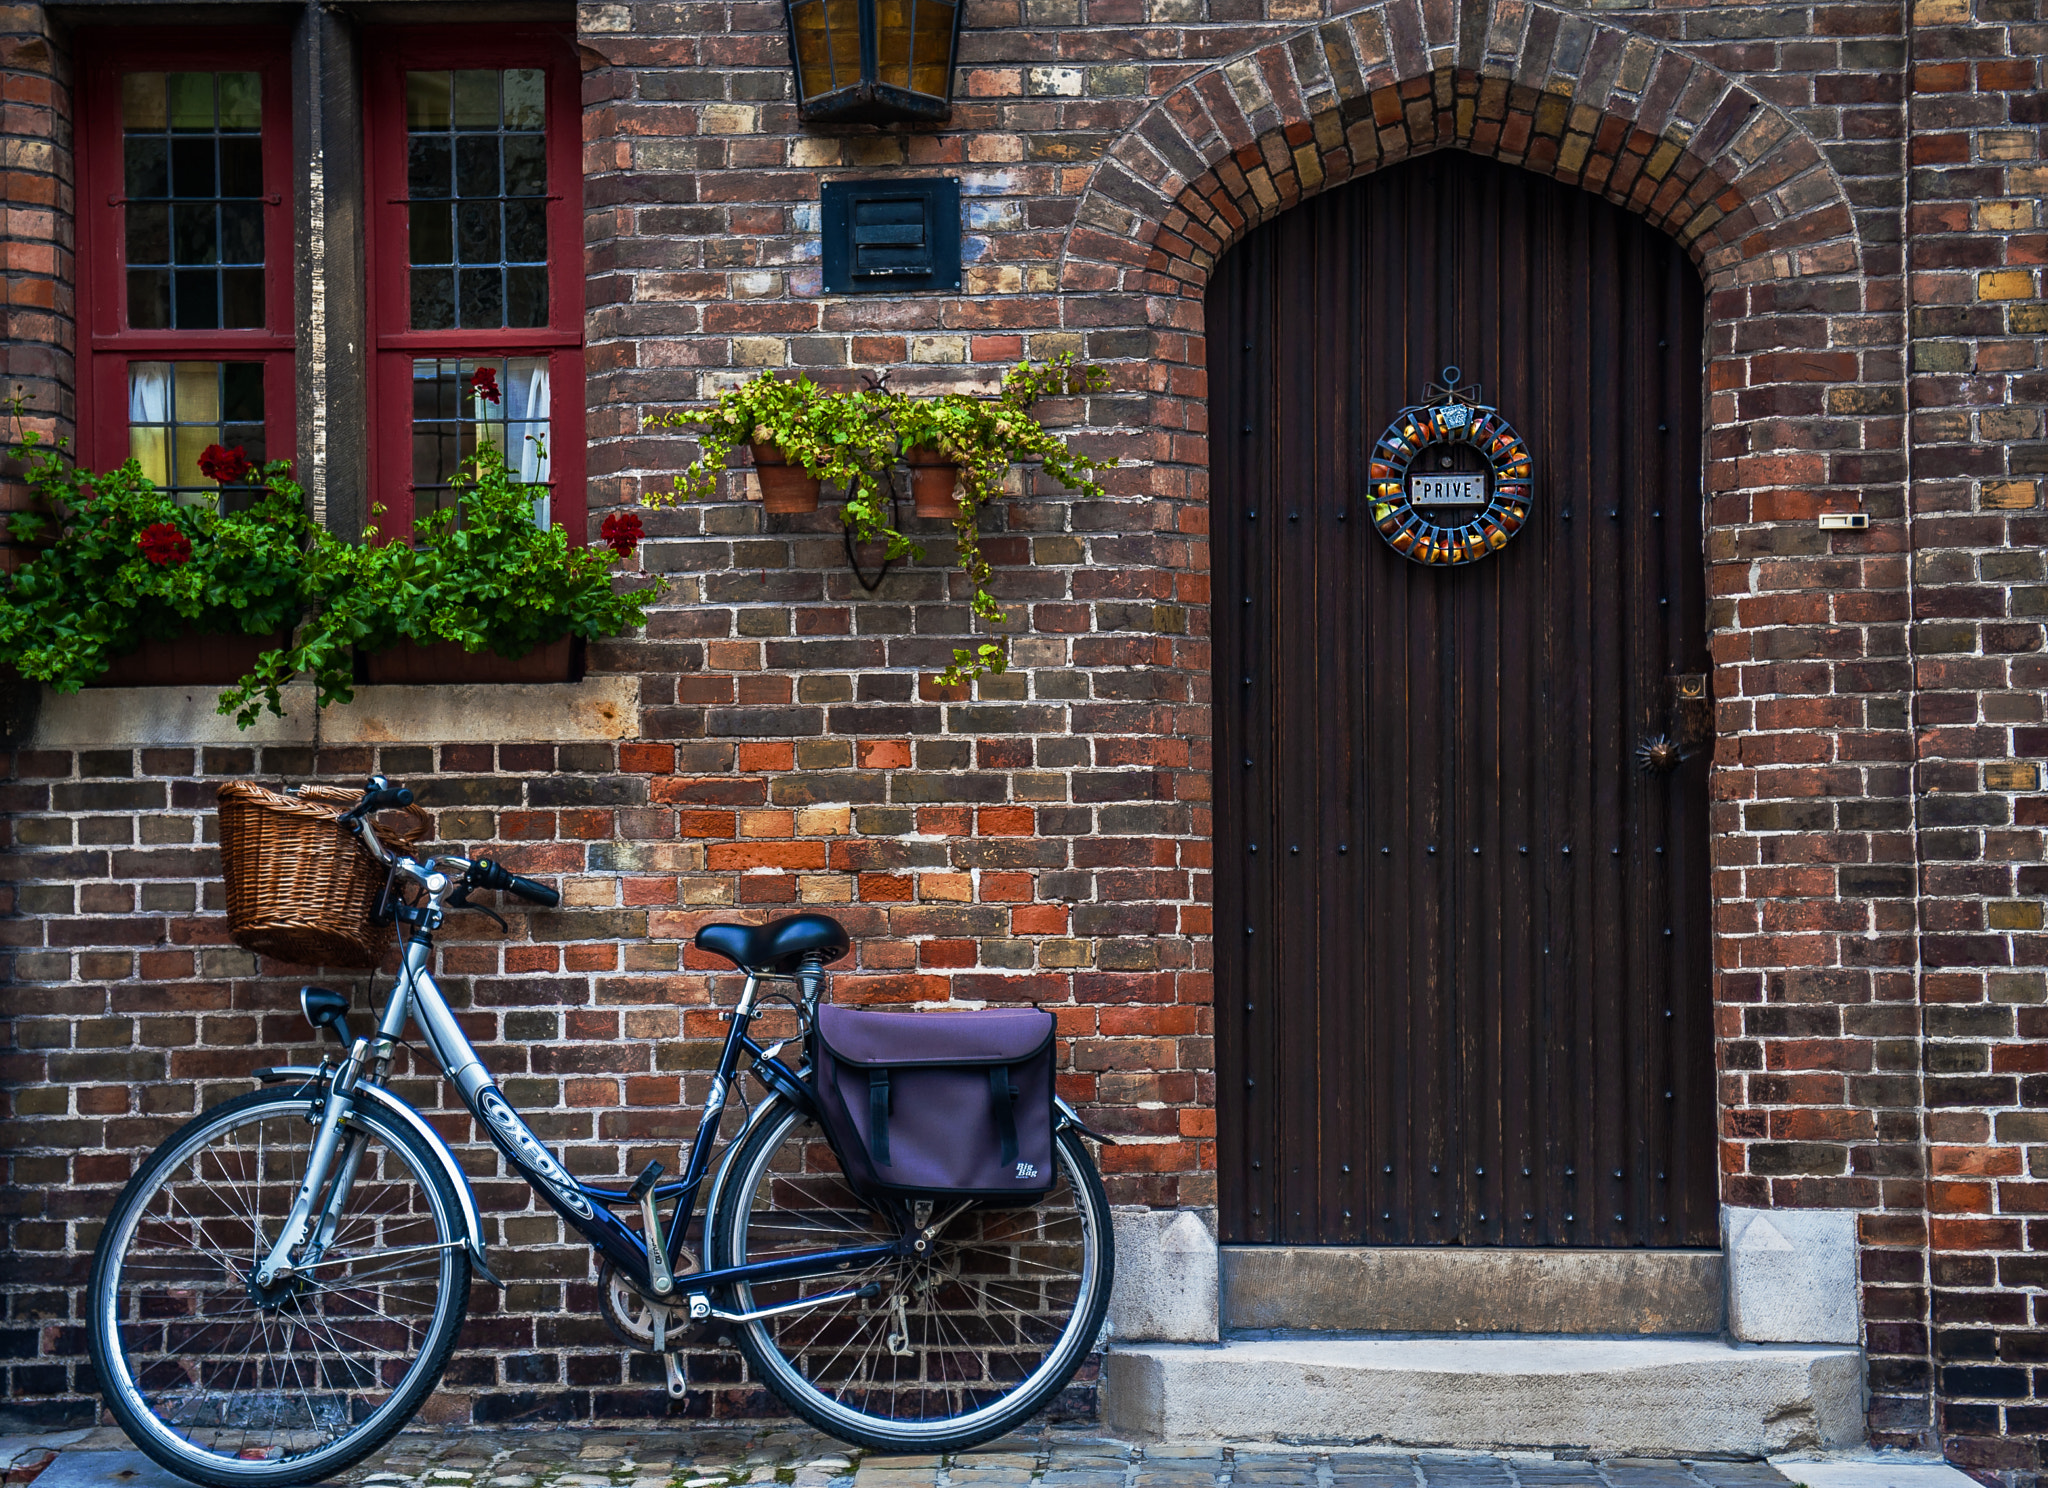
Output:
(452, 70), (498, 128)
(458, 266), (502, 326)
(456, 200), (500, 264)
(409, 356), (552, 525)
(128, 360), (266, 509)
(406, 70), (451, 129)
(502, 69), (544, 129)
(221, 270), (264, 329)
(122, 72), (167, 130)
(125, 137), (168, 199)
(506, 266), (548, 328)
(173, 270), (219, 329)
(410, 202), (454, 265)
(219, 202), (262, 264)
(218, 73), (261, 130)
(405, 67), (548, 330)
(128, 270), (170, 329)
(503, 200), (546, 262)
(126, 202), (170, 265)
(167, 72), (215, 130)
(411, 268), (455, 331)
(170, 137), (215, 198)
(173, 202), (218, 265)
(122, 70), (264, 330)
(219, 137), (263, 196)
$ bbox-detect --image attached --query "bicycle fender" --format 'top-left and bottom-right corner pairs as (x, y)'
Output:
(696, 1086), (816, 1288)
(253, 1065), (504, 1289)
(1055, 1095), (1119, 1145)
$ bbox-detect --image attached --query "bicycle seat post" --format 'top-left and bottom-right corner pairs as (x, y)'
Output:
(796, 952), (827, 1011)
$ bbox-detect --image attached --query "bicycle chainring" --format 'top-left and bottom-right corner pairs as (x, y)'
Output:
(598, 1255), (696, 1351)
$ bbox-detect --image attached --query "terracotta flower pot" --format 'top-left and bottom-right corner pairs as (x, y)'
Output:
(91, 629), (289, 688)
(905, 448), (965, 519)
(362, 635), (578, 685)
(749, 442), (822, 514)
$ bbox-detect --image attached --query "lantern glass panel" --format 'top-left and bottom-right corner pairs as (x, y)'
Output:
(910, 0), (954, 96)
(791, 0), (859, 100)
(876, 0), (911, 91)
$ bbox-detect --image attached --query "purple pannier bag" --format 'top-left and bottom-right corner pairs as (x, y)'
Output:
(811, 1004), (1057, 1204)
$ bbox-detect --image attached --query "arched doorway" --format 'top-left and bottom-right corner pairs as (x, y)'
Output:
(1211, 150), (1717, 1248)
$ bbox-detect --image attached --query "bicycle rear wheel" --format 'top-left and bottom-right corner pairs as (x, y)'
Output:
(710, 1094), (1113, 1453)
(89, 1088), (471, 1488)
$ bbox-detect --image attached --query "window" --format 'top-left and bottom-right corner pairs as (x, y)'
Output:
(364, 30), (585, 538)
(77, 34), (295, 508)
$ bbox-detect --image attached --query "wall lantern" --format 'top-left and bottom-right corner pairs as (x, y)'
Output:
(785, 0), (962, 124)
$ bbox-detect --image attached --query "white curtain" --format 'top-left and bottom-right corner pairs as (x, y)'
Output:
(504, 360), (552, 527)
(127, 362), (172, 488)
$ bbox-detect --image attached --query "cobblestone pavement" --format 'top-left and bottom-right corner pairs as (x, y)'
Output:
(11, 1425), (1801, 1488)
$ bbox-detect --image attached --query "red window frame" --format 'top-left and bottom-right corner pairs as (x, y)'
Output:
(362, 24), (586, 541)
(75, 29), (297, 476)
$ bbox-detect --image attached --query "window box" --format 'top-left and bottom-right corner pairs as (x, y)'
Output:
(88, 630), (289, 688)
(361, 634), (578, 685)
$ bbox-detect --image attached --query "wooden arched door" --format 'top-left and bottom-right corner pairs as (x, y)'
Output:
(1211, 150), (1717, 1248)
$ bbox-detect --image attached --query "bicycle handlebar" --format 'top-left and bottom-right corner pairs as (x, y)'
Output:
(468, 857), (562, 908)
(340, 777), (560, 916)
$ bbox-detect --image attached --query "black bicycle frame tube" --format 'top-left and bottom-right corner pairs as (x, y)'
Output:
(397, 926), (869, 1299)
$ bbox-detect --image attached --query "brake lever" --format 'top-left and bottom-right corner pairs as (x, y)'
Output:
(445, 887), (509, 932)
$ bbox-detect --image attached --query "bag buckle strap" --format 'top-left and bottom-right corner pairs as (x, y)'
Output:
(990, 1065), (1018, 1168)
(869, 1069), (891, 1166)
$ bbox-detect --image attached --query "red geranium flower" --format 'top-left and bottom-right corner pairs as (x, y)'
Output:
(468, 366), (501, 405)
(138, 522), (193, 567)
(600, 510), (644, 556)
(198, 443), (252, 484)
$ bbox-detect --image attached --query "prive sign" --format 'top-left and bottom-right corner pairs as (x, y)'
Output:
(1408, 472), (1487, 506)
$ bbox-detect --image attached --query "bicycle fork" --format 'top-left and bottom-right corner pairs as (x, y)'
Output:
(253, 1040), (376, 1289)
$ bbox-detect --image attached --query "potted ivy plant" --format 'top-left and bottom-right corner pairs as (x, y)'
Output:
(648, 355), (1114, 683)
(217, 440), (661, 722)
(659, 374), (894, 514)
(0, 432), (311, 690)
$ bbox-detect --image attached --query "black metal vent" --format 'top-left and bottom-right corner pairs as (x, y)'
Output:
(821, 177), (961, 295)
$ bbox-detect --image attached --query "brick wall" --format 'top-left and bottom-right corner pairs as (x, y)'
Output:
(1904, 0), (2048, 1473)
(0, 1), (69, 572)
(4, 0), (2048, 1471)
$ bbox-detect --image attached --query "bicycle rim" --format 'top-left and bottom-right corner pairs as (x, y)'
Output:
(717, 1100), (1109, 1446)
(91, 1090), (468, 1483)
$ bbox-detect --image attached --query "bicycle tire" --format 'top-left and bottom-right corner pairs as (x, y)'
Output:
(89, 1087), (472, 1488)
(709, 1093), (1114, 1453)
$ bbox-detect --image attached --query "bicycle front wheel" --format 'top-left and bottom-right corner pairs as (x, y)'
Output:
(88, 1088), (471, 1488)
(710, 1094), (1113, 1453)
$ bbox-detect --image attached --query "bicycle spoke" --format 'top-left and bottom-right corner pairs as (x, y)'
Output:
(721, 1103), (1108, 1445)
(97, 1094), (464, 1475)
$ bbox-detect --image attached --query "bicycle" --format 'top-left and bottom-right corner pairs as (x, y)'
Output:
(87, 776), (1117, 1486)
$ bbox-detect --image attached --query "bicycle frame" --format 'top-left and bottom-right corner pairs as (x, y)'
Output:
(265, 919), (899, 1312)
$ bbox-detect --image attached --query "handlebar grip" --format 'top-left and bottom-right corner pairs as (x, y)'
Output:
(472, 858), (560, 907)
(506, 874), (560, 908)
(342, 779), (414, 821)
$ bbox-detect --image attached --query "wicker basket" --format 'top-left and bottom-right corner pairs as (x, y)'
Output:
(218, 782), (429, 969)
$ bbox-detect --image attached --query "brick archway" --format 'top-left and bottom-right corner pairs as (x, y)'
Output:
(1058, 0), (1858, 298)
(1055, 0), (1917, 1445)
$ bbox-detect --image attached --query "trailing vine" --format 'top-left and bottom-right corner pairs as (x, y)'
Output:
(647, 355), (1114, 684)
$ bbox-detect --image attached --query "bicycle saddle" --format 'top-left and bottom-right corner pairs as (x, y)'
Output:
(694, 913), (850, 974)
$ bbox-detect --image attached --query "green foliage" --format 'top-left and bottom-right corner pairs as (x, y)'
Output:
(647, 354), (1115, 683)
(1, 412), (661, 727)
(0, 429), (315, 693)
(218, 441), (662, 725)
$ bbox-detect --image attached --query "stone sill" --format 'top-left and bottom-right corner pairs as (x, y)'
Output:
(16, 675), (641, 747)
